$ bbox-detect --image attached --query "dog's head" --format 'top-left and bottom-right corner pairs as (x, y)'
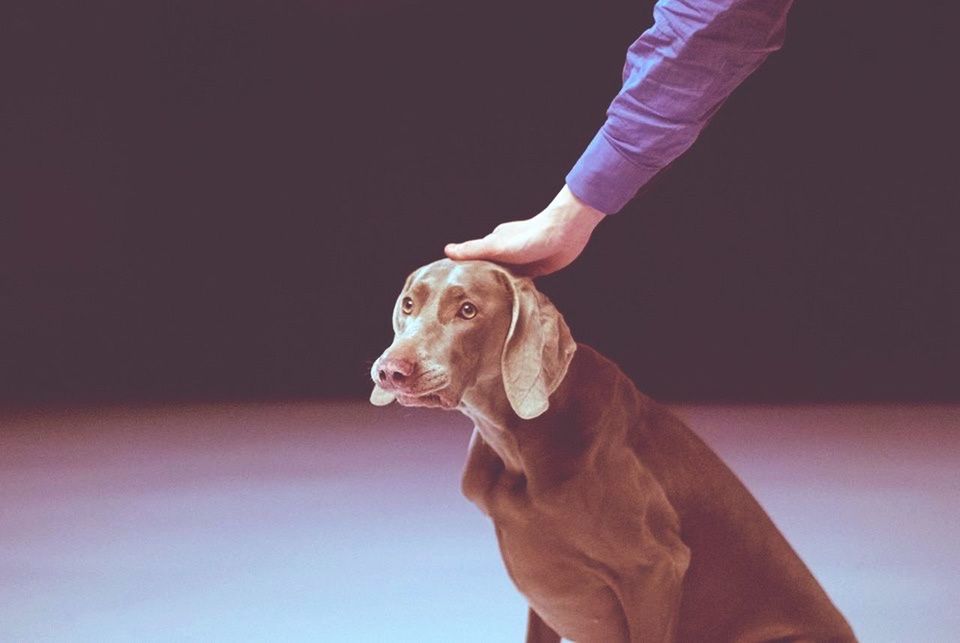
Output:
(370, 259), (576, 419)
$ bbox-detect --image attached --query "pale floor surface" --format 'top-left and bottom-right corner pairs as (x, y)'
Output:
(1, 402), (958, 642)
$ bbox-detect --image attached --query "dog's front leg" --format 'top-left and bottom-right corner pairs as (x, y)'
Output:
(525, 607), (561, 643)
(614, 548), (689, 643)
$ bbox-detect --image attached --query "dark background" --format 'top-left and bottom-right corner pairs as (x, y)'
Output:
(2, 0), (957, 404)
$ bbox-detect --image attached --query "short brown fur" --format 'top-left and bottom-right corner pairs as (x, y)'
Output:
(371, 259), (856, 643)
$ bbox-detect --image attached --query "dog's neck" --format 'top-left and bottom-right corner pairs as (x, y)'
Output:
(458, 375), (527, 475)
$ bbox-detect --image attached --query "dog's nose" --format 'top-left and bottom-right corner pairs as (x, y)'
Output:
(377, 357), (416, 386)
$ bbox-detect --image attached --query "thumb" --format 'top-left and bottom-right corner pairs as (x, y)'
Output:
(445, 237), (498, 260)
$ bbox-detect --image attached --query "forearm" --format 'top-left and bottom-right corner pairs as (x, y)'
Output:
(566, 0), (794, 214)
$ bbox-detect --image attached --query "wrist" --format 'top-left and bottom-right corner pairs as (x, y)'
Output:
(550, 185), (605, 230)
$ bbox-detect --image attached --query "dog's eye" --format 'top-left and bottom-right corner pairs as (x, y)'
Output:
(458, 302), (478, 319)
(401, 297), (414, 314)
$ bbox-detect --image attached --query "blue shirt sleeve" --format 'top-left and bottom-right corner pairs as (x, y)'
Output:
(565, 0), (794, 214)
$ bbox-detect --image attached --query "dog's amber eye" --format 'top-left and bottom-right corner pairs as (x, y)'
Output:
(458, 302), (478, 319)
(401, 296), (414, 314)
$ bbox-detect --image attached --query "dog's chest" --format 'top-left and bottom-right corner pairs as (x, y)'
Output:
(463, 458), (646, 641)
(488, 484), (633, 641)
(509, 532), (632, 640)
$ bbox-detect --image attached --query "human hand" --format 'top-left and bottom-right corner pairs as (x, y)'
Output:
(444, 185), (606, 277)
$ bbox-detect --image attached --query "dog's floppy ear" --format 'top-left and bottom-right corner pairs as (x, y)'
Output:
(500, 274), (576, 420)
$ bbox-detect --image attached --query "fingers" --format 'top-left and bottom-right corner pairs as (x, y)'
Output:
(446, 240), (535, 266)
(446, 222), (526, 260)
(444, 244), (560, 278)
(445, 217), (556, 268)
(444, 237), (498, 260)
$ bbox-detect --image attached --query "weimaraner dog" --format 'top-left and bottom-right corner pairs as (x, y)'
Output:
(370, 258), (856, 643)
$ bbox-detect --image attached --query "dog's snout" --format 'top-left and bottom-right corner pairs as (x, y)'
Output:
(377, 357), (416, 387)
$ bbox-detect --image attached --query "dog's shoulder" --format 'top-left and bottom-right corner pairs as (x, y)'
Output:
(568, 342), (637, 386)
(566, 342), (659, 411)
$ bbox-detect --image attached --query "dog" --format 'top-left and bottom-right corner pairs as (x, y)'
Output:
(370, 258), (856, 642)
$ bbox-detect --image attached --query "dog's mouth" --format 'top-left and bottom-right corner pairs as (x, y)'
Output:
(395, 388), (456, 409)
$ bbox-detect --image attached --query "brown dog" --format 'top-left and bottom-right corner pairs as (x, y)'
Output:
(370, 259), (856, 643)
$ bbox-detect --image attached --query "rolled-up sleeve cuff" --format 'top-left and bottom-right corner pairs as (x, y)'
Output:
(565, 128), (660, 215)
